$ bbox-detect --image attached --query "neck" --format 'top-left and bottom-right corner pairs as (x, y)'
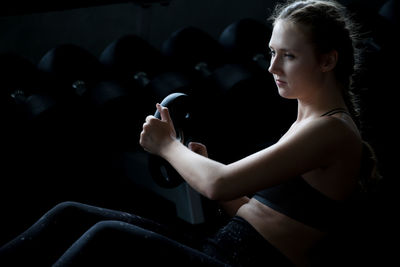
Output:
(296, 77), (347, 122)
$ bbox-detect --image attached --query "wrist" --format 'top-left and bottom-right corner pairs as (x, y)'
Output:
(159, 137), (181, 159)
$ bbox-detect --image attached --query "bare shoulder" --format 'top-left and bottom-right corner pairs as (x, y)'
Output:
(285, 115), (360, 144)
(277, 115), (362, 166)
(315, 115), (361, 145)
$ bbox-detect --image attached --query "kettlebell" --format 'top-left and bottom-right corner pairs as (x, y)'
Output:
(148, 92), (192, 188)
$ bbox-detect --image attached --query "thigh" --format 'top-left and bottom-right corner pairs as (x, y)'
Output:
(54, 220), (228, 267)
(0, 201), (188, 266)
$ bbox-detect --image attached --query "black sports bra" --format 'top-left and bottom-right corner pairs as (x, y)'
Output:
(253, 176), (344, 231)
(253, 108), (363, 231)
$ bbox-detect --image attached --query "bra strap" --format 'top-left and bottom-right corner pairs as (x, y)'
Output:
(320, 107), (349, 117)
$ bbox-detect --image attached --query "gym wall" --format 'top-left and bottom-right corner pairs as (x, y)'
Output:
(0, 0), (277, 64)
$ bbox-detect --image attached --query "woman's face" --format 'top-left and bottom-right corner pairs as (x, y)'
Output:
(268, 20), (323, 100)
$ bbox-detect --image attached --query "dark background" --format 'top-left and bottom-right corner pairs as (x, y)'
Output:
(1, 0), (279, 63)
(1, 0), (398, 265)
(0, 0), (387, 63)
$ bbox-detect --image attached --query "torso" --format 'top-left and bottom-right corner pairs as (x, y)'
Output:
(237, 112), (362, 266)
(237, 198), (324, 266)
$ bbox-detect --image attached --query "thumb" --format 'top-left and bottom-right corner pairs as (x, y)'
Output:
(157, 103), (175, 131)
(157, 103), (171, 122)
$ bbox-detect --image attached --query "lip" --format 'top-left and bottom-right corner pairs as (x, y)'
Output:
(275, 79), (287, 86)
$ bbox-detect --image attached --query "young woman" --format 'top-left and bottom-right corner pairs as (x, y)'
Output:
(0, 1), (378, 266)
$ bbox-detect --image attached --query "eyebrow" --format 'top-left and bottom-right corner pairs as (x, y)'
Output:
(268, 44), (299, 53)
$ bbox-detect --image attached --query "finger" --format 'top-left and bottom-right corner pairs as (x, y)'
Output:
(156, 103), (162, 116)
(139, 132), (146, 148)
(188, 142), (197, 150)
(158, 104), (174, 128)
(188, 142), (208, 157)
(145, 115), (156, 123)
(156, 103), (169, 120)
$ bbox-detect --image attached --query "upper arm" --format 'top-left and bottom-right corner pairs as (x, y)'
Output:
(214, 117), (357, 200)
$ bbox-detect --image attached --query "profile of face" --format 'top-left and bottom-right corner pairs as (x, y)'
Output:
(268, 19), (326, 100)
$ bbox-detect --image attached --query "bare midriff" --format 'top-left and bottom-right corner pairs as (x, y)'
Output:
(236, 198), (326, 267)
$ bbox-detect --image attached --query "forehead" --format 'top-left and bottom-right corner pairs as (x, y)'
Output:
(269, 20), (312, 51)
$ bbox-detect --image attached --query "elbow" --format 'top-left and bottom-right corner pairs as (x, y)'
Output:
(202, 176), (230, 201)
(195, 164), (233, 201)
(203, 186), (220, 201)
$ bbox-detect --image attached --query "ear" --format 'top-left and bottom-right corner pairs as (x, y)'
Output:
(320, 50), (338, 72)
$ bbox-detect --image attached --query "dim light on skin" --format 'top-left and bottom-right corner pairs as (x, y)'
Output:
(268, 19), (327, 102)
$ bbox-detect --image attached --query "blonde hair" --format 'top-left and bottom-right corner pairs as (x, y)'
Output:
(270, 0), (362, 122)
(270, 0), (381, 194)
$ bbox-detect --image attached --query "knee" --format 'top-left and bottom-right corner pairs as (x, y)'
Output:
(88, 221), (122, 236)
(69, 221), (135, 255)
(52, 201), (83, 211)
(83, 220), (156, 248)
(54, 221), (141, 266)
(51, 201), (85, 214)
(87, 220), (137, 241)
(40, 201), (89, 222)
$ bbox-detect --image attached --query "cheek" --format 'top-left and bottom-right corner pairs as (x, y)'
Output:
(286, 64), (305, 85)
(287, 62), (319, 87)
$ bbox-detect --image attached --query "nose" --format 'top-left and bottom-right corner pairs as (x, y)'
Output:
(268, 56), (280, 75)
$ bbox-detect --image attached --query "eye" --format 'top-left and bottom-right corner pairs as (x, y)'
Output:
(284, 53), (295, 59)
(269, 50), (276, 57)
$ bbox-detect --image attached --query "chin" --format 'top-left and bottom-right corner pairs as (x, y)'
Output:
(277, 88), (292, 99)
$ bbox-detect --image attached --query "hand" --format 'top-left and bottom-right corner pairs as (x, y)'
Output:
(140, 103), (176, 155)
(188, 142), (208, 158)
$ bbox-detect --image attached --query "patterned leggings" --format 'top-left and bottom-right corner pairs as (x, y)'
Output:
(0, 201), (292, 266)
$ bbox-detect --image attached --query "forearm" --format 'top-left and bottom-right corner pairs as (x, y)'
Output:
(161, 139), (227, 200)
